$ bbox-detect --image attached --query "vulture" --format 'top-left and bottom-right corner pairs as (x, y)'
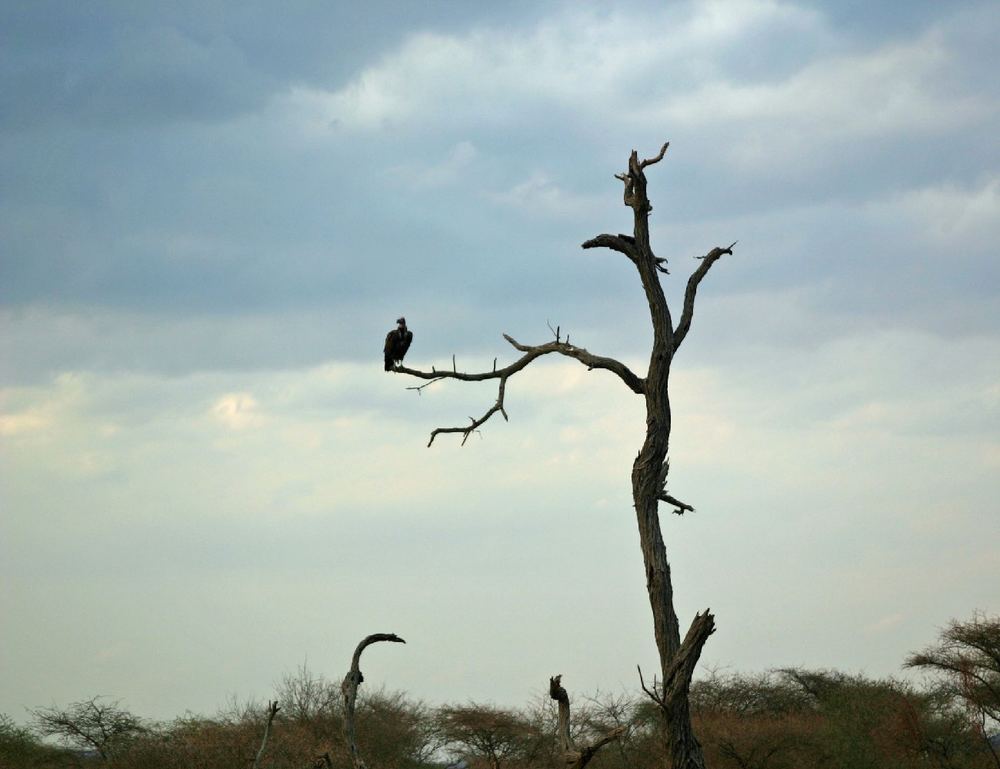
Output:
(384, 317), (413, 371)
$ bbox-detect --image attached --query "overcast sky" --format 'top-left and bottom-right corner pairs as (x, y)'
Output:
(2, 0), (998, 723)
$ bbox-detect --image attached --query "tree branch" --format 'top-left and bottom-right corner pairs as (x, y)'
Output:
(673, 242), (737, 352)
(658, 492), (695, 516)
(637, 613), (715, 715)
(581, 234), (638, 263)
(640, 142), (670, 169)
(341, 633), (405, 769)
(503, 335), (644, 392)
(663, 611), (716, 698)
(396, 335), (644, 445)
(637, 665), (666, 710)
(615, 171), (637, 209)
(549, 675), (625, 769)
(428, 377), (510, 447)
(906, 655), (1000, 711)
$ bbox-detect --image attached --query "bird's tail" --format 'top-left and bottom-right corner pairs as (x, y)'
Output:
(384, 354), (394, 371)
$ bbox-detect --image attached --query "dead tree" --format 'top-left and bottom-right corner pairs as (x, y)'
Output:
(340, 632), (406, 769)
(396, 144), (732, 768)
(251, 700), (280, 769)
(549, 675), (625, 768)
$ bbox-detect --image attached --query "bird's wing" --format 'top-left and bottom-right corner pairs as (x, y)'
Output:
(400, 330), (413, 356)
(384, 330), (396, 355)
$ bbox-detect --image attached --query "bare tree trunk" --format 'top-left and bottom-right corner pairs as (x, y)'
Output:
(549, 675), (625, 768)
(252, 700), (279, 769)
(340, 633), (405, 769)
(594, 147), (719, 769)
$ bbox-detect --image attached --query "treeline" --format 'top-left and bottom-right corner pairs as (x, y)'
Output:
(1, 672), (993, 769)
(3, 615), (997, 769)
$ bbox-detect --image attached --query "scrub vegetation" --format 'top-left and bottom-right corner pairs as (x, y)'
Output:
(3, 615), (997, 769)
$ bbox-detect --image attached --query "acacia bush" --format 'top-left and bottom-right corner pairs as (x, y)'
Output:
(688, 669), (994, 769)
(435, 703), (543, 769)
(3, 680), (992, 769)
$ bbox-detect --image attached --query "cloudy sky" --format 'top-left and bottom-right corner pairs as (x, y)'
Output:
(2, 0), (998, 722)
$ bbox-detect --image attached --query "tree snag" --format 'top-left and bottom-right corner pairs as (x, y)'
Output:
(396, 144), (731, 768)
(252, 700), (280, 769)
(340, 633), (406, 769)
(549, 675), (626, 768)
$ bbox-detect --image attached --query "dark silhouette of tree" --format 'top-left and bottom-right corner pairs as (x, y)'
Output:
(906, 613), (1000, 767)
(30, 696), (146, 762)
(395, 143), (733, 768)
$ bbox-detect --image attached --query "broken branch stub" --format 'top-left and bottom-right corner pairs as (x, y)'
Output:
(549, 675), (625, 769)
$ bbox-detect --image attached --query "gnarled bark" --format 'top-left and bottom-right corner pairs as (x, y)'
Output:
(612, 146), (720, 769)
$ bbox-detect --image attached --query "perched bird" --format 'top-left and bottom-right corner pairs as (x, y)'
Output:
(384, 317), (413, 371)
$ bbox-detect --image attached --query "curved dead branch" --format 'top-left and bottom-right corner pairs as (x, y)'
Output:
(503, 335), (644, 392)
(581, 233), (638, 263)
(396, 335), (644, 446)
(640, 142), (670, 169)
(549, 675), (626, 769)
(673, 242), (737, 352)
(340, 633), (406, 769)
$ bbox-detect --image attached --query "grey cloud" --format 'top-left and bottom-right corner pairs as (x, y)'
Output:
(3, 164), (996, 384)
(796, 0), (984, 41)
(3, 0), (996, 355)
(1, 25), (271, 130)
(0, 0), (561, 132)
